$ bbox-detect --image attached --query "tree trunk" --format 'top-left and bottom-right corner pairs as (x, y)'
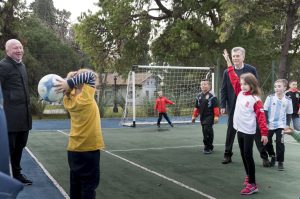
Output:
(278, 1), (300, 79)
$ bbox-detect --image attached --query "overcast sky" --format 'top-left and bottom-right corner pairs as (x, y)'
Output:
(27, 0), (99, 23)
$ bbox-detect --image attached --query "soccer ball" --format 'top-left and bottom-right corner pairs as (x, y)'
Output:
(38, 74), (64, 103)
(160, 82), (164, 86)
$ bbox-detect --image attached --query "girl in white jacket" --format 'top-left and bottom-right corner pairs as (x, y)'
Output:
(223, 49), (268, 195)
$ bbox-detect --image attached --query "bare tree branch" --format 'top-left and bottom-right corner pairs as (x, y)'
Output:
(154, 0), (173, 16)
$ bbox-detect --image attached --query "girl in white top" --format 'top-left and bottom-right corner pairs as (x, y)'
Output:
(223, 49), (268, 195)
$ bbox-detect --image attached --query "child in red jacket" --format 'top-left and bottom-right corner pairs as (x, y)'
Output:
(155, 91), (174, 127)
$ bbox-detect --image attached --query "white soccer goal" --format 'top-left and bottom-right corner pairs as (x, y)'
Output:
(120, 65), (214, 127)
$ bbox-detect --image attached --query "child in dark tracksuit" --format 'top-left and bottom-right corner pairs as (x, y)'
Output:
(155, 91), (174, 127)
(192, 79), (219, 154)
(285, 80), (300, 131)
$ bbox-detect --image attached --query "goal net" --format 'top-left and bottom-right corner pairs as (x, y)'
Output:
(120, 65), (214, 127)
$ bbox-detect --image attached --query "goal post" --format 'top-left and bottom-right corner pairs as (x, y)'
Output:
(120, 65), (214, 127)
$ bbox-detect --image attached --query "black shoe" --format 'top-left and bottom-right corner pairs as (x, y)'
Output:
(170, 123), (174, 127)
(278, 162), (284, 171)
(262, 158), (271, 167)
(222, 157), (232, 164)
(270, 156), (276, 167)
(15, 174), (32, 185)
(157, 124), (160, 128)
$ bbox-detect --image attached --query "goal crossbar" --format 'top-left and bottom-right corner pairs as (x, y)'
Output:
(136, 65), (211, 70)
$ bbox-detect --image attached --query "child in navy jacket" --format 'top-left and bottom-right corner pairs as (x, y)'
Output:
(192, 79), (219, 154)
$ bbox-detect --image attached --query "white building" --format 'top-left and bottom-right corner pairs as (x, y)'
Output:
(102, 73), (158, 105)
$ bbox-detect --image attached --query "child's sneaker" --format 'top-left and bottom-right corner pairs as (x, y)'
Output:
(270, 156), (276, 167)
(243, 175), (249, 186)
(262, 158), (271, 167)
(203, 149), (212, 154)
(240, 183), (258, 195)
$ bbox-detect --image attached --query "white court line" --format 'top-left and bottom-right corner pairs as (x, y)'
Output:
(25, 147), (70, 199)
(109, 143), (226, 152)
(285, 141), (300, 145)
(55, 129), (216, 198)
(30, 129), (70, 133)
(57, 130), (69, 136)
(104, 150), (216, 199)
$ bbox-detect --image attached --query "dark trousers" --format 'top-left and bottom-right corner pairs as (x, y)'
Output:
(68, 150), (100, 199)
(254, 128), (269, 160)
(224, 114), (236, 157)
(265, 128), (285, 162)
(224, 114), (269, 160)
(202, 124), (214, 150)
(157, 113), (172, 126)
(237, 131), (256, 184)
(8, 131), (29, 177)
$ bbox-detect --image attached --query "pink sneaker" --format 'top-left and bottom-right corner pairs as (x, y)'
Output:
(240, 183), (258, 195)
(243, 176), (249, 186)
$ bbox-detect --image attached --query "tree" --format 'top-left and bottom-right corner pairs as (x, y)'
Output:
(19, 17), (80, 95)
(73, 0), (152, 75)
(278, 1), (300, 78)
(30, 0), (56, 29)
(0, 0), (20, 48)
(55, 9), (71, 42)
(218, 0), (300, 79)
(72, 0), (300, 86)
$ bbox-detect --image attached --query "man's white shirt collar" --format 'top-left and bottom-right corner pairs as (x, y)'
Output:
(234, 63), (244, 70)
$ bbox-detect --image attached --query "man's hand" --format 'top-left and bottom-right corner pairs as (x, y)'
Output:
(261, 136), (268, 146)
(223, 49), (232, 67)
(298, 109), (300, 115)
(214, 117), (219, 124)
(220, 108), (226, 115)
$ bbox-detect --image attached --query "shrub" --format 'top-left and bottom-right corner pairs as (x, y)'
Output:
(30, 96), (46, 119)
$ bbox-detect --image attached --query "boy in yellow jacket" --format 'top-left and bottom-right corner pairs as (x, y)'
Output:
(56, 69), (105, 199)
